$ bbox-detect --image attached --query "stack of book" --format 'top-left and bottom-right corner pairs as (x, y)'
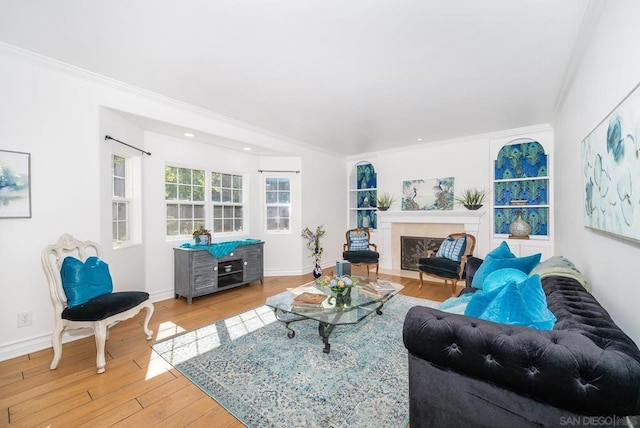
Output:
(359, 280), (395, 298)
(292, 292), (326, 311)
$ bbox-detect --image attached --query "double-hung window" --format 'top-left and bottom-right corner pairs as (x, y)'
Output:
(211, 172), (243, 233)
(112, 154), (130, 245)
(165, 166), (205, 236)
(265, 177), (291, 231)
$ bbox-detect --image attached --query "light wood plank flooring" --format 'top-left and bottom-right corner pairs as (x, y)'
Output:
(0, 266), (453, 427)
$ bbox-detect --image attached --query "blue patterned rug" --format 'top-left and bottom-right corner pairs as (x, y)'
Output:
(152, 294), (438, 428)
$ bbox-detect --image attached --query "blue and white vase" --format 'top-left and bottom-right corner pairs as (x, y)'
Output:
(313, 259), (322, 278)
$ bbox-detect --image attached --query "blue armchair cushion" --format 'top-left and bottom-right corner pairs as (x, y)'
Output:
(465, 274), (556, 330)
(61, 256), (113, 308)
(348, 230), (370, 251)
(435, 236), (467, 262)
(343, 250), (379, 263)
(471, 252), (541, 289)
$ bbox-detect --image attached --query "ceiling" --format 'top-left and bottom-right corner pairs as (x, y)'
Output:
(0, 0), (593, 156)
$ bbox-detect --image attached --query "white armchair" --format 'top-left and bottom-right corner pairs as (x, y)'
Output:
(41, 234), (154, 373)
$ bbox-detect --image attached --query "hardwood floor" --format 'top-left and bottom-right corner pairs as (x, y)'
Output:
(0, 267), (453, 427)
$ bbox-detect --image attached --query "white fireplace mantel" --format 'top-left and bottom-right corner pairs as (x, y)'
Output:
(376, 210), (485, 269)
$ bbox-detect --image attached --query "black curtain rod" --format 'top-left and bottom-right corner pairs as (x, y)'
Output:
(258, 169), (300, 173)
(105, 135), (151, 156)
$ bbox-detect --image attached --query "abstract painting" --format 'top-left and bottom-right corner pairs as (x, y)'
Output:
(402, 177), (454, 211)
(582, 82), (640, 243)
(0, 150), (31, 218)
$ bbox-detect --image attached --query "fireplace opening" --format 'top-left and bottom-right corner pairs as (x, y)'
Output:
(400, 236), (444, 271)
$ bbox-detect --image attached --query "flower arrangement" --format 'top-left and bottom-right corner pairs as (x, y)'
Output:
(301, 225), (326, 260)
(192, 225), (211, 245)
(315, 274), (359, 294)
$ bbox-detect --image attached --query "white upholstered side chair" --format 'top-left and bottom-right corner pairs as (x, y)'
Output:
(41, 234), (154, 374)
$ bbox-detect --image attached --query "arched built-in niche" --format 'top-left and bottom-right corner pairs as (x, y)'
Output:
(348, 161), (377, 229)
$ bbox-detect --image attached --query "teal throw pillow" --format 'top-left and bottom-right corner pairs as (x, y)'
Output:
(435, 236), (467, 262)
(487, 241), (516, 259)
(471, 252), (541, 289)
(465, 274), (556, 330)
(60, 256), (113, 308)
(348, 230), (369, 251)
(482, 268), (529, 292)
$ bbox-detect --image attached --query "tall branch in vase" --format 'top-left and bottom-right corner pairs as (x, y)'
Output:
(301, 225), (326, 278)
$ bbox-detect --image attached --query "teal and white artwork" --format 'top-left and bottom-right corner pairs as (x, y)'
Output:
(0, 150), (31, 218)
(582, 82), (640, 243)
(402, 177), (454, 211)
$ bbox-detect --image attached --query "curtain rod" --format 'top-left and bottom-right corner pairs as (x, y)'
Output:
(105, 135), (151, 156)
(258, 169), (300, 173)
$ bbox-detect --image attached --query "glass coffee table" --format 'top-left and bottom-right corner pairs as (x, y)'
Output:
(265, 278), (403, 353)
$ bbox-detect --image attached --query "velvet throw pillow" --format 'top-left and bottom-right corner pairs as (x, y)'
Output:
(465, 274), (556, 330)
(471, 252), (541, 289)
(487, 241), (516, 259)
(482, 268), (529, 292)
(61, 256), (113, 308)
(348, 230), (369, 251)
(435, 236), (467, 262)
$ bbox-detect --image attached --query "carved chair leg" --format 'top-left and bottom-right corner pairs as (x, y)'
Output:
(451, 279), (458, 296)
(419, 271), (423, 289)
(375, 263), (379, 277)
(50, 322), (64, 370)
(94, 321), (108, 374)
(142, 302), (155, 340)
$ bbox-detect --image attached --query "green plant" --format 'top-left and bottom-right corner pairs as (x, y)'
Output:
(376, 192), (396, 208)
(454, 188), (489, 206)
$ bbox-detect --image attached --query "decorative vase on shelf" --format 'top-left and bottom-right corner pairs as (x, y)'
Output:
(509, 211), (532, 238)
(464, 204), (482, 210)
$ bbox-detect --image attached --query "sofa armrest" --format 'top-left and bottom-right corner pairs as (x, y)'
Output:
(403, 305), (640, 416)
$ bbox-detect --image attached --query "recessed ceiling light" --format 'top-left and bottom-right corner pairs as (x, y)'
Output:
(417, 138), (423, 142)
(243, 147), (251, 151)
(184, 132), (195, 138)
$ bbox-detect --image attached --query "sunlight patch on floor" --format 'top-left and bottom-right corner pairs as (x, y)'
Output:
(224, 305), (277, 340)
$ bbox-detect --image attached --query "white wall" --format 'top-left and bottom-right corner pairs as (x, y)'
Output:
(554, 0), (640, 344)
(0, 44), (346, 360)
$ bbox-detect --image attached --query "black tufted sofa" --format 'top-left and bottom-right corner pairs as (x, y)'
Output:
(403, 256), (640, 427)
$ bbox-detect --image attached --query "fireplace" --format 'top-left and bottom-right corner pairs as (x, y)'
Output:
(400, 236), (444, 271)
(376, 210), (484, 271)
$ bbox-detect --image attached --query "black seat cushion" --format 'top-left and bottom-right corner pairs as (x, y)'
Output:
(343, 250), (379, 263)
(418, 256), (462, 279)
(62, 291), (149, 321)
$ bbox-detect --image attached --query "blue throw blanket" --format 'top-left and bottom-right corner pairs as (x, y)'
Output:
(180, 238), (261, 258)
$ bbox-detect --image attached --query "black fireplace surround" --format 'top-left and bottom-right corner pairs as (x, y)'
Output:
(403, 256), (640, 427)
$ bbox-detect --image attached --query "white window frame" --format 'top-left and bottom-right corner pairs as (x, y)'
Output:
(264, 175), (292, 233)
(211, 171), (245, 235)
(165, 165), (206, 237)
(112, 153), (131, 247)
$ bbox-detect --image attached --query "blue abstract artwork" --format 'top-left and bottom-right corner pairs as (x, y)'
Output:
(0, 150), (31, 218)
(582, 82), (640, 243)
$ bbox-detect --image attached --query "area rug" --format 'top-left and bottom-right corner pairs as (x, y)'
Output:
(151, 294), (439, 428)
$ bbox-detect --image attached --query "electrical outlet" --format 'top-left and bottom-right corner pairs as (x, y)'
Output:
(17, 311), (32, 328)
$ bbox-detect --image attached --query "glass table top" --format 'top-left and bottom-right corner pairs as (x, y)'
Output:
(265, 277), (404, 326)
